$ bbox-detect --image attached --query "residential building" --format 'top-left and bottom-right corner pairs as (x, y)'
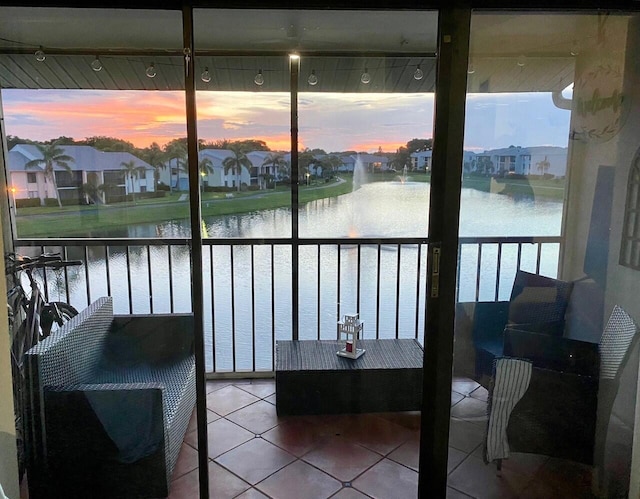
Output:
(0, 6), (639, 499)
(471, 146), (568, 177)
(8, 144), (154, 204)
(339, 153), (390, 172)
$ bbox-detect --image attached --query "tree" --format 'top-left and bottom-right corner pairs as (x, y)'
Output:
(323, 155), (343, 176)
(232, 139), (269, 152)
(406, 138), (433, 153)
(391, 146), (410, 171)
(24, 141), (75, 208)
(222, 145), (252, 192)
(199, 157), (214, 191)
(141, 142), (166, 191)
(120, 160), (146, 204)
(81, 172), (102, 204)
(6, 135), (37, 150)
(81, 136), (136, 153)
(536, 156), (551, 176)
(164, 140), (188, 192)
(262, 152), (287, 189)
(298, 150), (316, 183)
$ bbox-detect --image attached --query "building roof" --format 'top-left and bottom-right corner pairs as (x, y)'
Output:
(8, 144), (153, 172)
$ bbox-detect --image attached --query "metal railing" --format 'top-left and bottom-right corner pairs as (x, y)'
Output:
(14, 235), (561, 374)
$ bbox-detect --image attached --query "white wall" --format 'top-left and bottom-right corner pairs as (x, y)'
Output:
(562, 15), (640, 496)
(0, 226), (19, 498)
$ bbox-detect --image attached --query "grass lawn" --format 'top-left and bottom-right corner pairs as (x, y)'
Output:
(462, 175), (565, 200)
(16, 178), (354, 237)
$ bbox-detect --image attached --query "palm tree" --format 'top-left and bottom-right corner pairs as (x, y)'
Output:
(24, 141), (74, 208)
(199, 157), (214, 192)
(120, 160), (146, 204)
(164, 141), (187, 192)
(80, 172), (102, 204)
(298, 150), (316, 184)
(262, 152), (286, 189)
(222, 145), (252, 192)
(143, 142), (166, 191)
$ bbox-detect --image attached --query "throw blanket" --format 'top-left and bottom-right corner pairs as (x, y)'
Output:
(86, 387), (163, 464)
(484, 357), (532, 463)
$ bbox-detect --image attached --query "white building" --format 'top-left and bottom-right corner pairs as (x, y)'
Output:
(410, 150), (432, 171)
(8, 144), (154, 205)
(339, 154), (390, 172)
(161, 149), (284, 191)
(473, 145), (568, 178)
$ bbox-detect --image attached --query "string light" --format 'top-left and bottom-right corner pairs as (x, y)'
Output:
(91, 56), (103, 72)
(413, 64), (424, 80)
(34, 47), (45, 62)
(361, 68), (371, 84)
(254, 69), (264, 86)
(201, 67), (211, 83)
(307, 69), (318, 86)
(145, 63), (157, 78)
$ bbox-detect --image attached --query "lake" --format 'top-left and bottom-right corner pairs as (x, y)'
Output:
(30, 181), (563, 372)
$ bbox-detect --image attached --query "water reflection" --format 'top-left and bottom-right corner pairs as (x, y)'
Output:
(28, 184), (563, 372)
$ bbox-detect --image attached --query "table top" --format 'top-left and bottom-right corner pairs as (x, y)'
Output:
(276, 339), (424, 372)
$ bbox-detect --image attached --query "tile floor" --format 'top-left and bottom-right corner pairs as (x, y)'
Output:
(168, 377), (597, 499)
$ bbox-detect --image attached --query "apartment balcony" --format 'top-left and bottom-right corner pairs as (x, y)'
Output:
(12, 235), (612, 499)
(165, 377), (597, 499)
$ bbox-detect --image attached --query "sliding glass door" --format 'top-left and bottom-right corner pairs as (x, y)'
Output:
(451, 11), (640, 498)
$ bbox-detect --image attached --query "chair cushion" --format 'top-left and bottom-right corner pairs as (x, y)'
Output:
(508, 271), (573, 333)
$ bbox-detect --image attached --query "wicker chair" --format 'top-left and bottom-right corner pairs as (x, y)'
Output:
(472, 270), (574, 385)
(484, 305), (639, 473)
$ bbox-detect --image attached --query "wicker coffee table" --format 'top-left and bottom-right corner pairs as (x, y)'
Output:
(275, 339), (424, 415)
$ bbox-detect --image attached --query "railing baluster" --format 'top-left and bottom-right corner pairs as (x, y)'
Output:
(126, 245), (133, 314)
(517, 243), (522, 271)
(42, 244), (49, 302)
(316, 244), (321, 340)
(395, 244), (401, 339)
(376, 244), (382, 340)
(495, 242), (503, 302)
(105, 245), (112, 297)
(210, 245), (216, 374)
(415, 243), (423, 339)
(356, 244), (361, 316)
(536, 242), (542, 274)
(147, 245), (153, 313)
(336, 244), (341, 339)
(251, 245), (256, 373)
(270, 244), (275, 371)
(84, 246), (91, 306)
(230, 245), (236, 373)
(475, 243), (483, 302)
(168, 245), (174, 314)
(62, 245), (71, 304)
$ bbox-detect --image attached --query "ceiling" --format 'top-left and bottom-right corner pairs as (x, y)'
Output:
(0, 8), (624, 93)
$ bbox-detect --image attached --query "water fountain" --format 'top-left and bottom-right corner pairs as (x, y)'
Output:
(397, 165), (411, 184)
(352, 154), (368, 191)
(347, 155), (367, 238)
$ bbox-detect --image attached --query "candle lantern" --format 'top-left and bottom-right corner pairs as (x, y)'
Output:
(337, 313), (365, 359)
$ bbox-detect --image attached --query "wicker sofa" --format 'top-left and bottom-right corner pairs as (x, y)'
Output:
(25, 297), (196, 499)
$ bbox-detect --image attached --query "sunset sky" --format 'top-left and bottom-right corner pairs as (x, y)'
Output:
(1, 89), (572, 153)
